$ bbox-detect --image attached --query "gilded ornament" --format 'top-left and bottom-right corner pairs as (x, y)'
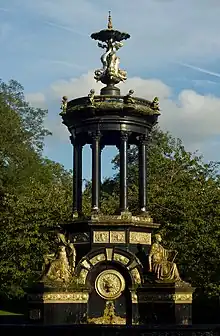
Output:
(88, 89), (95, 106)
(91, 13), (129, 85)
(28, 292), (89, 303)
(95, 269), (125, 300)
(81, 259), (91, 270)
(105, 248), (113, 261)
(89, 253), (106, 266)
(88, 301), (126, 325)
(129, 231), (151, 245)
(131, 293), (138, 303)
(123, 89), (135, 104)
(149, 234), (185, 284)
(130, 268), (141, 284)
(41, 232), (76, 286)
(93, 231), (109, 243)
(110, 231), (126, 243)
(151, 96), (160, 111)
(113, 253), (129, 265)
(78, 269), (89, 285)
(60, 96), (68, 114)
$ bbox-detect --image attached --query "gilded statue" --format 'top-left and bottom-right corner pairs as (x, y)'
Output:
(88, 89), (95, 106)
(60, 96), (68, 114)
(124, 89), (135, 104)
(41, 231), (76, 285)
(148, 234), (182, 283)
(42, 246), (70, 284)
(91, 12), (130, 85)
(88, 301), (126, 325)
(151, 96), (160, 111)
(94, 39), (127, 84)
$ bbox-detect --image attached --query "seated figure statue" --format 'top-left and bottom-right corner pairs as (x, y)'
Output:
(41, 231), (76, 286)
(42, 245), (70, 284)
(148, 234), (182, 283)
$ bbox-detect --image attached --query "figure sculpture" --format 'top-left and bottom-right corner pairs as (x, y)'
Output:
(151, 96), (160, 111)
(88, 89), (95, 106)
(41, 231), (76, 285)
(148, 234), (182, 283)
(88, 301), (126, 325)
(94, 39), (127, 84)
(124, 89), (135, 104)
(42, 245), (70, 284)
(60, 96), (68, 114)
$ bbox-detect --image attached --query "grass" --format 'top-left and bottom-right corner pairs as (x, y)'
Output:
(0, 310), (23, 316)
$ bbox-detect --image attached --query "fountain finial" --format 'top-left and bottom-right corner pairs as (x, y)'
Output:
(90, 12), (130, 94)
(107, 11), (113, 30)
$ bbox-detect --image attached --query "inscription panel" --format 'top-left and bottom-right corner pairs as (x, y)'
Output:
(129, 231), (151, 245)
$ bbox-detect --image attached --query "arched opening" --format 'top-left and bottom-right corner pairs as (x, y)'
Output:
(87, 261), (133, 325)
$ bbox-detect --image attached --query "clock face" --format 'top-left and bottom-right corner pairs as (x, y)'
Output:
(95, 269), (125, 300)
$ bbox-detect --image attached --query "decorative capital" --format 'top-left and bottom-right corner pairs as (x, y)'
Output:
(138, 134), (148, 145)
(91, 130), (102, 142)
(120, 131), (129, 142)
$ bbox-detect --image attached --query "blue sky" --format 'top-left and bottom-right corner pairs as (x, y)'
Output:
(1, 0), (220, 181)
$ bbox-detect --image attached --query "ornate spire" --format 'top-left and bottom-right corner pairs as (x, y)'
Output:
(107, 11), (113, 30)
(90, 13), (130, 95)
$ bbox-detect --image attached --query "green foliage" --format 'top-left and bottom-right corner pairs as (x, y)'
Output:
(0, 80), (72, 299)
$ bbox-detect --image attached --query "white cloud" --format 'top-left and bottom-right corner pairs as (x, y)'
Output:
(43, 71), (220, 162)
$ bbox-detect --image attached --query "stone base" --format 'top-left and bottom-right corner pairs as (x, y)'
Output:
(27, 289), (88, 324)
(137, 283), (194, 325)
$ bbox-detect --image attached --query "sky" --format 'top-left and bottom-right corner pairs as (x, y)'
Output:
(1, 0), (220, 181)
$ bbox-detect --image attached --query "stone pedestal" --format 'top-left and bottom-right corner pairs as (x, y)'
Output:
(27, 285), (88, 324)
(137, 283), (194, 325)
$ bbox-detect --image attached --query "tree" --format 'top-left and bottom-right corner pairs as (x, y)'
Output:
(0, 159), (73, 298)
(0, 80), (72, 298)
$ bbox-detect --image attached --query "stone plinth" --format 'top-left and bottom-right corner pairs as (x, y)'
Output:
(137, 283), (194, 325)
(27, 285), (88, 324)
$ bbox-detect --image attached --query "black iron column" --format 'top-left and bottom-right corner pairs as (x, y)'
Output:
(91, 131), (101, 212)
(138, 135), (148, 213)
(120, 131), (129, 212)
(71, 136), (83, 216)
